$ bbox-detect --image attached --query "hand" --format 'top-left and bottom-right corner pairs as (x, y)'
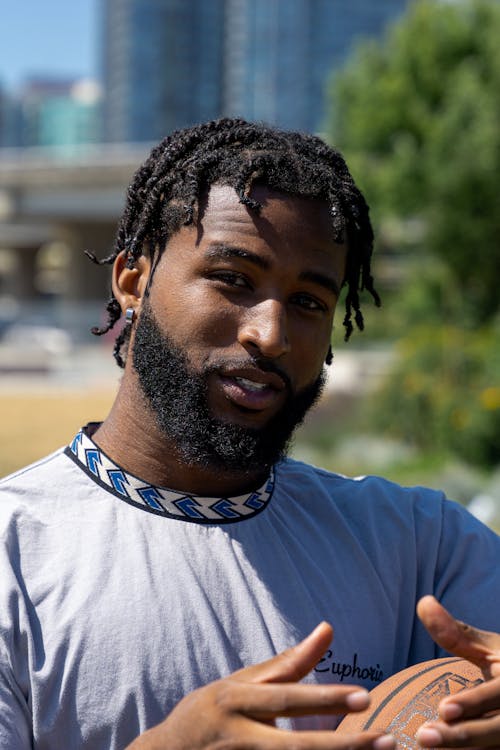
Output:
(126, 622), (395, 750)
(416, 595), (500, 747)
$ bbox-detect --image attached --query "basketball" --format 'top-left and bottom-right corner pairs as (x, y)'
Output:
(337, 657), (483, 747)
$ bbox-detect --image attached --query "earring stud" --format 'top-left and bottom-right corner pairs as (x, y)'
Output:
(125, 307), (135, 325)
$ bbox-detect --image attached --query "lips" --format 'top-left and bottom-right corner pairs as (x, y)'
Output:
(233, 376), (269, 392)
(217, 367), (287, 412)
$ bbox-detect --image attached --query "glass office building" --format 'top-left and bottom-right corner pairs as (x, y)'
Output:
(102, 0), (225, 142)
(102, 0), (409, 142)
(224, 0), (410, 133)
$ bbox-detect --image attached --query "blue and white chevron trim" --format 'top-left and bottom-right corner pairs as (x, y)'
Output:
(67, 429), (274, 523)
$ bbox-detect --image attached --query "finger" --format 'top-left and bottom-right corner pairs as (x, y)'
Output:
(233, 622), (334, 684)
(219, 680), (371, 719)
(438, 677), (500, 722)
(416, 714), (500, 748)
(417, 596), (500, 677)
(245, 719), (396, 750)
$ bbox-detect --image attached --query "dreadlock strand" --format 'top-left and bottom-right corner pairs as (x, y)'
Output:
(112, 324), (130, 368)
(90, 296), (122, 336)
(84, 249), (118, 267)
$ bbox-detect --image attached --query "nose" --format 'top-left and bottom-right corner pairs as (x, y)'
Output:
(238, 298), (290, 359)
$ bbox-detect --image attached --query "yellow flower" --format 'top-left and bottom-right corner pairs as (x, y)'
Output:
(480, 387), (500, 411)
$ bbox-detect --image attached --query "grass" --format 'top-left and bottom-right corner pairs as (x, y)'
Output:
(0, 388), (116, 477)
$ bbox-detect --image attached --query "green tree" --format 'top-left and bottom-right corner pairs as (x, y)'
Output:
(327, 0), (500, 325)
(369, 323), (500, 468)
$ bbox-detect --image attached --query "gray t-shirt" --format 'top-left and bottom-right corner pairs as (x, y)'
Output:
(1, 427), (500, 749)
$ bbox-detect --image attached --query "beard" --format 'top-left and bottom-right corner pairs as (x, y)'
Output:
(131, 300), (326, 475)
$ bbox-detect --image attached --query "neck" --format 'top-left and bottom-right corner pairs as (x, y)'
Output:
(92, 369), (271, 497)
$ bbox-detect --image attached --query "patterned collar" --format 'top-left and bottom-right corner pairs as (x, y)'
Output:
(64, 428), (275, 525)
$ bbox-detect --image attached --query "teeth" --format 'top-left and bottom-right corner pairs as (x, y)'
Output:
(234, 377), (267, 391)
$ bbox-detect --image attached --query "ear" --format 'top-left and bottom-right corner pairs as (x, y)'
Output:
(112, 252), (151, 315)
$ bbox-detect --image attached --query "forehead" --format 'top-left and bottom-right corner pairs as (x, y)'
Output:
(158, 184), (347, 290)
(197, 183), (337, 252)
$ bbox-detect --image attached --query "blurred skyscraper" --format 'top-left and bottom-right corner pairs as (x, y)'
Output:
(0, 84), (21, 147)
(224, 0), (410, 132)
(101, 0), (410, 142)
(102, 0), (225, 143)
(0, 78), (102, 149)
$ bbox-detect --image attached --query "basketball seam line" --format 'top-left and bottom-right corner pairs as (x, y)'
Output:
(362, 658), (460, 730)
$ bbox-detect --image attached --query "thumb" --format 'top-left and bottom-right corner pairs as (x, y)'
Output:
(232, 621), (334, 685)
(417, 595), (500, 679)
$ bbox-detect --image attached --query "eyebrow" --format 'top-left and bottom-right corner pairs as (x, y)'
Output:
(298, 270), (341, 297)
(204, 244), (270, 269)
(204, 243), (341, 296)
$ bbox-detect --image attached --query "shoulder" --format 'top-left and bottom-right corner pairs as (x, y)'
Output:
(1, 447), (66, 483)
(275, 457), (497, 541)
(277, 457), (445, 512)
(0, 447), (68, 495)
(0, 447), (81, 529)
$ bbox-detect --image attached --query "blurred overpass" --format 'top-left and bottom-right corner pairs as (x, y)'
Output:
(0, 143), (151, 321)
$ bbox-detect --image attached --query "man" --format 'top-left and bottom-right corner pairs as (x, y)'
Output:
(1, 118), (500, 749)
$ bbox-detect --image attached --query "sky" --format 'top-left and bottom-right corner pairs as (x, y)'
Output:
(0, 0), (98, 90)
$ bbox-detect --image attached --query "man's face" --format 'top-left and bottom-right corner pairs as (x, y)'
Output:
(132, 184), (347, 472)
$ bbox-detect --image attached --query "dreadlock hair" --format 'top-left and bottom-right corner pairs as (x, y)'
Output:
(87, 117), (380, 368)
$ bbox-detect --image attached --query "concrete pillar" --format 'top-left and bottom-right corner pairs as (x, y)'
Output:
(11, 246), (40, 300)
(55, 221), (118, 342)
(58, 221), (117, 301)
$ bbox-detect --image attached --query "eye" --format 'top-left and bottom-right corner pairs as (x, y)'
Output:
(209, 270), (251, 289)
(291, 293), (327, 312)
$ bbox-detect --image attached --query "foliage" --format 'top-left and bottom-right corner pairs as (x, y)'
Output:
(326, 0), (500, 325)
(368, 324), (500, 468)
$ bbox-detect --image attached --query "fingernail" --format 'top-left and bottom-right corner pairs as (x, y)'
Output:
(440, 701), (463, 720)
(416, 726), (443, 746)
(345, 689), (369, 710)
(373, 734), (396, 750)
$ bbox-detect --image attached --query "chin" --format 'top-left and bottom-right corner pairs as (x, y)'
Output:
(212, 404), (278, 432)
